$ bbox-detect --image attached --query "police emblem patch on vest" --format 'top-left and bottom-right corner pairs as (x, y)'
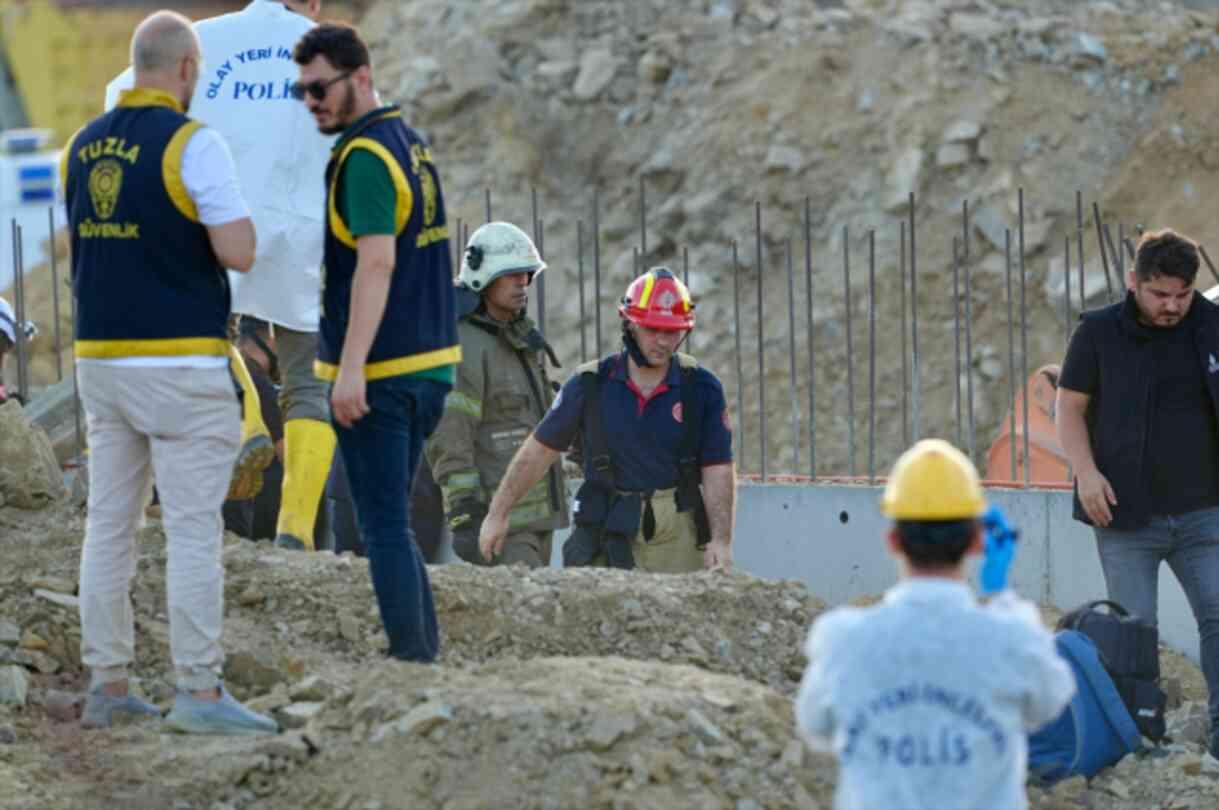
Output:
(88, 159), (123, 220)
(420, 165), (438, 227)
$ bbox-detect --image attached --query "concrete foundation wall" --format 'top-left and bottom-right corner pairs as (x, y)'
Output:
(536, 482), (1201, 662)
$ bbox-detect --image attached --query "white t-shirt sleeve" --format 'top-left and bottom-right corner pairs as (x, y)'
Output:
(794, 613), (845, 751)
(180, 127), (251, 226)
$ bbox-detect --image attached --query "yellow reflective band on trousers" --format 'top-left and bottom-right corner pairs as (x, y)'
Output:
(441, 470), (482, 512)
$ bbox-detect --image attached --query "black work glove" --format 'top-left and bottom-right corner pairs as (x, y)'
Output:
(449, 498), (488, 565)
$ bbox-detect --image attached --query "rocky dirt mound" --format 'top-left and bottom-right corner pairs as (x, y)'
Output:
(262, 657), (834, 810)
(0, 399), (64, 509)
(0, 503), (1215, 809)
(353, 0), (1219, 477)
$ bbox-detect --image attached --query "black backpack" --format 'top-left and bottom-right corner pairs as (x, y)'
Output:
(1057, 600), (1167, 742)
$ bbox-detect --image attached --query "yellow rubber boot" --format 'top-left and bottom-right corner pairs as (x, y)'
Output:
(227, 345), (275, 501)
(273, 419), (337, 552)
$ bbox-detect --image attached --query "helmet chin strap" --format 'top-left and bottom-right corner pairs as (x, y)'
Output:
(621, 321), (691, 369)
(622, 321), (653, 368)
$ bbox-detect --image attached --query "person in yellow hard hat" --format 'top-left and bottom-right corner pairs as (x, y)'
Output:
(794, 439), (1074, 810)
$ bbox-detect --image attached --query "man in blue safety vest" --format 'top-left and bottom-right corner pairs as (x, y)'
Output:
(63, 10), (277, 735)
(479, 267), (736, 572)
(293, 22), (458, 661)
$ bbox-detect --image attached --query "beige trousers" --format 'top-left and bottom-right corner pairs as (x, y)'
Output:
(77, 363), (239, 691)
(591, 487), (705, 573)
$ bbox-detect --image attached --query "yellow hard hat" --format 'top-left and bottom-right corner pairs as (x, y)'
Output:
(881, 439), (986, 520)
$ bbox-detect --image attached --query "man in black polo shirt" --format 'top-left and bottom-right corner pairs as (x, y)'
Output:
(1058, 228), (1219, 757)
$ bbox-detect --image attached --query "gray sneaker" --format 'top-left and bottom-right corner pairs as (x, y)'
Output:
(165, 685), (279, 736)
(80, 688), (162, 729)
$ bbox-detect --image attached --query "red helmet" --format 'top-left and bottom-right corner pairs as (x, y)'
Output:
(619, 267), (695, 331)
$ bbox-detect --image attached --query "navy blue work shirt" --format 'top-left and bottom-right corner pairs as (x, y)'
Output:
(534, 352), (733, 492)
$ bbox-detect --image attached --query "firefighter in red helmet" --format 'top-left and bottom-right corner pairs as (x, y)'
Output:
(479, 266), (737, 572)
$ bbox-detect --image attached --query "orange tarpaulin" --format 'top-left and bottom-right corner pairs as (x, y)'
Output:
(985, 364), (1073, 487)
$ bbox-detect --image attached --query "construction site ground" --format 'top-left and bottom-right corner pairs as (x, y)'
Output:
(0, 497), (1214, 810)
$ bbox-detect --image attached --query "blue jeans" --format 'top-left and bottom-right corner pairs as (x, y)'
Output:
(1095, 505), (1219, 722)
(333, 376), (449, 661)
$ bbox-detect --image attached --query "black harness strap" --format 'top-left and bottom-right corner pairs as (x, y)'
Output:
(580, 370), (614, 490)
(676, 366), (712, 548)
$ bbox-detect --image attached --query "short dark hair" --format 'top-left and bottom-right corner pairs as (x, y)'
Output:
(293, 22), (370, 72)
(894, 519), (977, 567)
(1134, 229), (1199, 286)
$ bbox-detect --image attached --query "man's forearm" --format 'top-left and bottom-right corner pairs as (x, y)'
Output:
(340, 255), (393, 371)
(702, 462), (736, 543)
(488, 435), (560, 518)
(1056, 400), (1098, 475)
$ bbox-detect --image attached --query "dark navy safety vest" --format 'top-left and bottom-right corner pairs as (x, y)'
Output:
(316, 106), (460, 381)
(61, 88), (230, 359)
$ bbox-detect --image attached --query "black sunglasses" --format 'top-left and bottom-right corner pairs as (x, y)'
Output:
(289, 71), (352, 102)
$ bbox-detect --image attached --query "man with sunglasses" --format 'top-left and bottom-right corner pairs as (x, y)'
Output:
(293, 23), (458, 662)
(105, 0), (339, 554)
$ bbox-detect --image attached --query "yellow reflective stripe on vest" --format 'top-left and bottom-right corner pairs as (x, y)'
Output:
(444, 390), (482, 419)
(75, 337), (228, 358)
(162, 121), (204, 223)
(327, 137), (413, 249)
(313, 345), (462, 382)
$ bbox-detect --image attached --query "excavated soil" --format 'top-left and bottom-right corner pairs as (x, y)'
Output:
(0, 498), (1215, 810)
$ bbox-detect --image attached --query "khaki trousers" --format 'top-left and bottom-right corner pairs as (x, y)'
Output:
(77, 364), (238, 691)
(592, 487), (704, 573)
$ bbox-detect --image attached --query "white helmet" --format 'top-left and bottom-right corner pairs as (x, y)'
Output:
(458, 221), (546, 292)
(0, 297), (36, 346)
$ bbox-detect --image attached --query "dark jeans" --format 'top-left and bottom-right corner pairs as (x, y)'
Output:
(326, 432), (444, 563)
(1094, 505), (1219, 722)
(333, 376), (449, 662)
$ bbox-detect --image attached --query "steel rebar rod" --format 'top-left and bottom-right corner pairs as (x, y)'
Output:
(1064, 237), (1072, 343)
(899, 221), (909, 447)
(1103, 224), (1123, 298)
(733, 240), (744, 465)
(1019, 189), (1031, 487)
(805, 198), (816, 478)
(1117, 223), (1126, 278)
(909, 192), (920, 441)
(578, 220), (587, 362)
(532, 188), (545, 336)
(1092, 202), (1117, 302)
(868, 229), (877, 483)
(756, 202), (767, 481)
(1076, 191), (1085, 316)
(12, 221), (28, 403)
(593, 189), (602, 356)
(639, 175), (647, 257)
(485, 188), (492, 223)
(682, 246), (689, 287)
(786, 238), (800, 474)
(1005, 229), (1017, 482)
(964, 232), (976, 465)
(952, 237), (963, 449)
(48, 207), (62, 382)
(843, 224), (855, 478)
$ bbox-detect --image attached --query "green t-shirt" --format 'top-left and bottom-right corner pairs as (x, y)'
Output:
(337, 149), (454, 385)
